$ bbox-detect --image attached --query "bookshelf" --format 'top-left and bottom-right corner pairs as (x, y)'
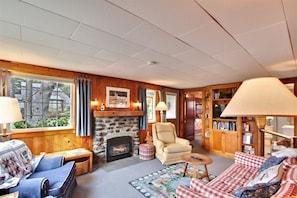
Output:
(241, 117), (259, 155)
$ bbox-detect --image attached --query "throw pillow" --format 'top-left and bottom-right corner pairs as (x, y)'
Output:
(233, 181), (281, 198)
(248, 163), (283, 187)
(272, 147), (297, 158)
(259, 156), (286, 172)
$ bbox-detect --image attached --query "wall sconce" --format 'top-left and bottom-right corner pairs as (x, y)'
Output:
(91, 99), (99, 110)
(133, 101), (141, 110)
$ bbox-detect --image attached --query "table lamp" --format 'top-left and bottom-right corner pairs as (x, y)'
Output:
(0, 96), (23, 141)
(221, 77), (297, 154)
(156, 101), (168, 123)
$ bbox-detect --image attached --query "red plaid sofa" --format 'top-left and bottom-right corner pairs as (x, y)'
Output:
(176, 152), (297, 198)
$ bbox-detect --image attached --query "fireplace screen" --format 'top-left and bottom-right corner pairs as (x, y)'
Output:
(106, 136), (132, 162)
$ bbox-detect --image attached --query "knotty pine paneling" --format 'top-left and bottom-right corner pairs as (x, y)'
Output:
(1, 59), (166, 154)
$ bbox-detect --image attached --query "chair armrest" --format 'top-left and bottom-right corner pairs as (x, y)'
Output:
(9, 177), (49, 198)
(176, 137), (190, 145)
(153, 139), (164, 150)
(35, 156), (64, 172)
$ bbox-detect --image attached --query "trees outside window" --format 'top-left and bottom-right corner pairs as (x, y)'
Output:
(10, 76), (72, 129)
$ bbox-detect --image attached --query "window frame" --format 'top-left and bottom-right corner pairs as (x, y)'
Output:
(9, 72), (74, 132)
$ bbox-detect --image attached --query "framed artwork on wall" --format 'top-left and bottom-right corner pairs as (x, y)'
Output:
(106, 86), (130, 108)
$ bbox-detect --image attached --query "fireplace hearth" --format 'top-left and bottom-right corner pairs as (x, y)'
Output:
(106, 136), (132, 162)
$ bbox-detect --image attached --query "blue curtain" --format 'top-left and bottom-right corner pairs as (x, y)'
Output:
(76, 77), (92, 136)
(139, 87), (148, 130)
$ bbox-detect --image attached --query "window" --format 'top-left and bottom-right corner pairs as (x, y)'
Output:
(146, 89), (156, 123)
(10, 75), (73, 130)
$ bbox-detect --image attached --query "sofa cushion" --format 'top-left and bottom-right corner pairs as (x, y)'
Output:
(258, 156), (286, 172)
(233, 181), (281, 198)
(247, 163), (284, 187)
(163, 143), (191, 153)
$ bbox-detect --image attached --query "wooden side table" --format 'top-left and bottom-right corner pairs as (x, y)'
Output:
(46, 148), (93, 175)
(181, 153), (213, 181)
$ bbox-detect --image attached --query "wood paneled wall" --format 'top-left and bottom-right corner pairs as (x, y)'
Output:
(0, 60), (168, 154)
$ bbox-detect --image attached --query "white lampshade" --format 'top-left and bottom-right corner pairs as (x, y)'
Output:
(156, 101), (168, 111)
(221, 77), (297, 117)
(0, 97), (23, 124)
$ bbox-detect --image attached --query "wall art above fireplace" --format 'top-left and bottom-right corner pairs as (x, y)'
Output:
(106, 86), (130, 108)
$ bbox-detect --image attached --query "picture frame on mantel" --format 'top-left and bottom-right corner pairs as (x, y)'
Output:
(106, 86), (130, 108)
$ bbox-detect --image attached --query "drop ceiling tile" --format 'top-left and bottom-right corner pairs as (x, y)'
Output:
(236, 22), (294, 67)
(196, 0), (285, 35)
(0, 21), (20, 39)
(180, 21), (240, 55)
(123, 22), (191, 55)
(23, 0), (143, 37)
(72, 24), (145, 56)
(172, 49), (218, 67)
(21, 27), (101, 56)
(95, 50), (143, 66)
(133, 49), (181, 65)
(1, 0), (79, 38)
(107, 0), (210, 36)
(283, 0), (297, 59)
(213, 49), (268, 77)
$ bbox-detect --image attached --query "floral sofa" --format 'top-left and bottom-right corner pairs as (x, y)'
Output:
(0, 139), (77, 198)
(176, 151), (297, 198)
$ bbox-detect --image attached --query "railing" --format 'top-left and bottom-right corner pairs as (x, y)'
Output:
(261, 129), (297, 147)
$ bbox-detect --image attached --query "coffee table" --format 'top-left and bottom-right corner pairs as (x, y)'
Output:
(181, 153), (213, 181)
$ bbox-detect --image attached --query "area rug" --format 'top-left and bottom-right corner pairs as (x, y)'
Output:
(129, 163), (216, 198)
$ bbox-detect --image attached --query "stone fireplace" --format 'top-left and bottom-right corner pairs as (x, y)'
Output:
(93, 111), (143, 161)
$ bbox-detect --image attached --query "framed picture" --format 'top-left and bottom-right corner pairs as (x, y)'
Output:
(106, 86), (130, 108)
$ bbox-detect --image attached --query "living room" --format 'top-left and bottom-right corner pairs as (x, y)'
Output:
(1, 1), (297, 198)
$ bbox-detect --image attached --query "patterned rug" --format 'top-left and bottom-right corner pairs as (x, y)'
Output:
(129, 163), (216, 198)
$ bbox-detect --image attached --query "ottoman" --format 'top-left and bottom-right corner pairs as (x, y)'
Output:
(139, 144), (155, 160)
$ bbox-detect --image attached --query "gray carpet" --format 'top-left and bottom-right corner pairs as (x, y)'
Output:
(72, 139), (234, 198)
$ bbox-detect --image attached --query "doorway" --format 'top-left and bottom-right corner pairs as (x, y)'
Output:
(184, 91), (203, 142)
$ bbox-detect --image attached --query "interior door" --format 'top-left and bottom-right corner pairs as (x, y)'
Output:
(185, 95), (195, 140)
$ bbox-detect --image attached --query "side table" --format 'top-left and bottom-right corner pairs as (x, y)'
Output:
(181, 153), (213, 181)
(139, 144), (155, 160)
(46, 148), (93, 175)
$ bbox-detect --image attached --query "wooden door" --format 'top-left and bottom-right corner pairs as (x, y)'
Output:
(185, 95), (195, 140)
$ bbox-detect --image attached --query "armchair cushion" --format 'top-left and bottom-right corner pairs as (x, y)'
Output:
(155, 124), (175, 143)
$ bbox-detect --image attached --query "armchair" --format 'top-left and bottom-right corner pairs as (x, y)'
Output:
(152, 122), (192, 165)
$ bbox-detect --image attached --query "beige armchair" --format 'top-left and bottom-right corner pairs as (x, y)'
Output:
(152, 122), (192, 165)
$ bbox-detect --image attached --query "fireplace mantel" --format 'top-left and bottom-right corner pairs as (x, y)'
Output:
(93, 110), (144, 117)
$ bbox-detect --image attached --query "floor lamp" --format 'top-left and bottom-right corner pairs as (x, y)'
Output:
(221, 77), (297, 155)
(156, 101), (168, 123)
(0, 97), (23, 141)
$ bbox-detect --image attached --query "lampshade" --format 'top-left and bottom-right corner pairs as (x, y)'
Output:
(156, 101), (168, 111)
(221, 77), (297, 117)
(0, 97), (23, 124)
